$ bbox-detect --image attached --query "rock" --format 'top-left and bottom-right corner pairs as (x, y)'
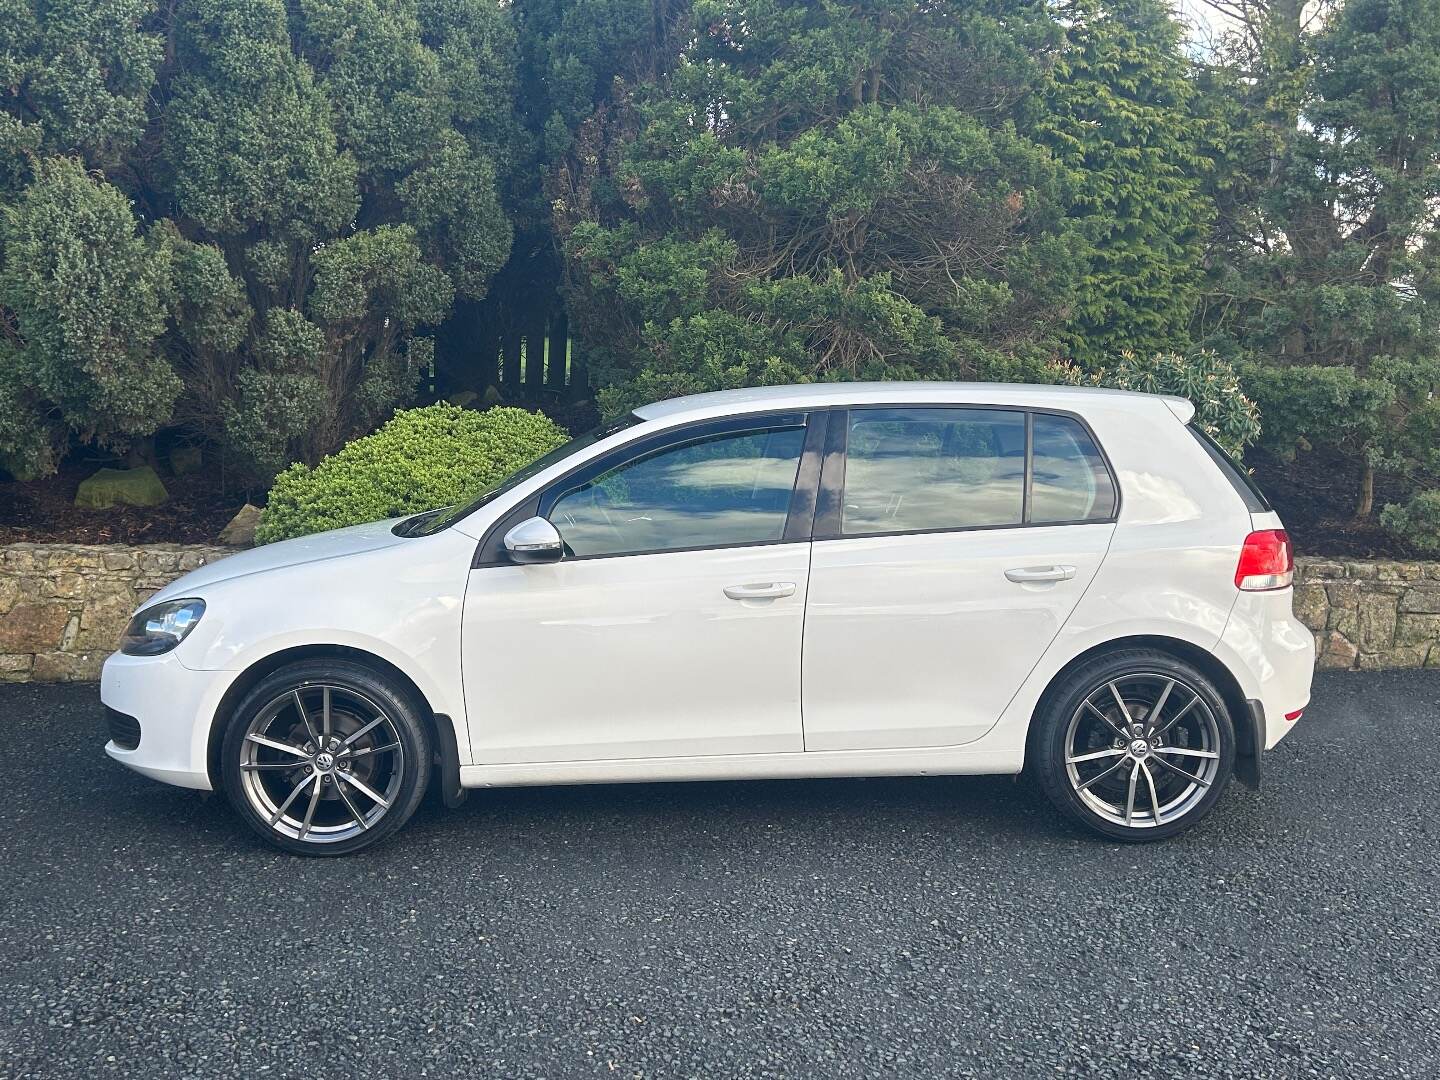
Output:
(447, 390), (479, 408)
(482, 385), (503, 407)
(1358, 646), (1428, 670)
(1357, 592), (1398, 650)
(30, 651), (103, 682)
(1399, 588), (1440, 614)
(169, 445), (203, 476)
(1317, 631), (1359, 669)
(1290, 584), (1328, 631)
(0, 654), (33, 681)
(219, 504), (262, 547)
(1396, 614), (1440, 646)
(0, 602), (70, 652)
(74, 466), (169, 509)
(0, 577), (18, 614)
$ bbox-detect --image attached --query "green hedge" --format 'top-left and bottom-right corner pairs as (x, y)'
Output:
(256, 404), (568, 543)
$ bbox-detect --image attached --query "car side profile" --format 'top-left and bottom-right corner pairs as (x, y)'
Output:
(101, 383), (1314, 855)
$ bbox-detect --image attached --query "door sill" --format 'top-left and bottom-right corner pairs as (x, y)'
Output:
(459, 746), (1023, 789)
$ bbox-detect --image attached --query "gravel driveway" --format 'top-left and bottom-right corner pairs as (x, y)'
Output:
(2, 671), (1437, 1078)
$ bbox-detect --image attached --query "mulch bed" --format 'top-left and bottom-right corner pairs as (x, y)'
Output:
(1247, 447), (1420, 560)
(0, 445), (1427, 559)
(0, 458), (249, 546)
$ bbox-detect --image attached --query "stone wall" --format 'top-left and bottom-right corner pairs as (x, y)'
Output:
(0, 543), (232, 683)
(3, 544), (1440, 682)
(1294, 557), (1440, 670)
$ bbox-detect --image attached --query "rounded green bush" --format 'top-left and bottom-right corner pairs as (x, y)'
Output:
(1380, 490), (1440, 555)
(256, 404), (569, 543)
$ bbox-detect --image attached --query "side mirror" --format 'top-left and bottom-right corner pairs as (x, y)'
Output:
(503, 516), (563, 564)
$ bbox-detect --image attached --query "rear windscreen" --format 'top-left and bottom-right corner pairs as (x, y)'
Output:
(1187, 424), (1271, 513)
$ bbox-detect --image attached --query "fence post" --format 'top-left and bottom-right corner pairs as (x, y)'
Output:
(525, 316), (547, 398)
(547, 311), (569, 393)
(501, 328), (521, 389)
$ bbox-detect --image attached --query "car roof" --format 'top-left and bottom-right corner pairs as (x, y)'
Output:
(632, 382), (1194, 424)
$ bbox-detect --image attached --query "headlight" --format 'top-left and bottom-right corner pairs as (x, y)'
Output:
(120, 598), (207, 656)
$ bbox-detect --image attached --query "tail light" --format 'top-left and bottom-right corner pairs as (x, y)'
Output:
(1235, 529), (1294, 591)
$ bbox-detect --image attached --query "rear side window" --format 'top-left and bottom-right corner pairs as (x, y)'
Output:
(840, 407), (1117, 536)
(1188, 424), (1270, 512)
(1030, 413), (1117, 523)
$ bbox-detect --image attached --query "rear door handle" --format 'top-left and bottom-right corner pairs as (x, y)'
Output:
(1005, 565), (1076, 583)
(723, 582), (797, 600)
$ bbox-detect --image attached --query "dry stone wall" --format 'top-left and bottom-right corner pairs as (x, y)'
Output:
(0, 544), (232, 683)
(2, 544), (1438, 682)
(1294, 557), (1440, 671)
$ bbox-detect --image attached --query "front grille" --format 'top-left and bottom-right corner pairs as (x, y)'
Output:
(105, 706), (141, 750)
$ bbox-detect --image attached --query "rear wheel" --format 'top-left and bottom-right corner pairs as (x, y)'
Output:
(1031, 650), (1235, 841)
(220, 660), (431, 856)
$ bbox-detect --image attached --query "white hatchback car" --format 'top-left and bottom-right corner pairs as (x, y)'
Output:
(102, 383), (1314, 854)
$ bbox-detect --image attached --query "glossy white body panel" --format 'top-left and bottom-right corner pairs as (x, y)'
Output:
(802, 524), (1114, 750)
(462, 544), (810, 761)
(99, 381), (1314, 797)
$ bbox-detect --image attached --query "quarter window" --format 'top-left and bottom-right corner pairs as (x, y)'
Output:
(842, 409), (1026, 534)
(1030, 413), (1116, 523)
(549, 425), (806, 557)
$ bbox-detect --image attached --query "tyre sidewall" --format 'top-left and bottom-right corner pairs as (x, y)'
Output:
(1032, 651), (1236, 842)
(220, 660), (432, 856)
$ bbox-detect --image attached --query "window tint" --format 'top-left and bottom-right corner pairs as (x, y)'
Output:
(842, 409), (1025, 534)
(1030, 413), (1117, 523)
(550, 426), (806, 557)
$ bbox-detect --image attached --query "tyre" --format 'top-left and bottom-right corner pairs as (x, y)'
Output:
(220, 659), (432, 856)
(1030, 649), (1235, 841)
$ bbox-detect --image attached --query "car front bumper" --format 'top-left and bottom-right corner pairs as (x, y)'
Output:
(100, 651), (224, 791)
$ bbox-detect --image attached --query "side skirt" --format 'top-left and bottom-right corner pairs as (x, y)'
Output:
(459, 748), (1024, 790)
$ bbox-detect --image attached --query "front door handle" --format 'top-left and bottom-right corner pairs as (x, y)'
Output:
(1005, 565), (1076, 583)
(723, 582), (797, 601)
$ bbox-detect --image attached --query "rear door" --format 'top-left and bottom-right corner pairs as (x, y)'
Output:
(801, 406), (1119, 751)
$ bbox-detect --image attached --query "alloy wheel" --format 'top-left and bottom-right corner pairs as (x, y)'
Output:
(237, 683), (405, 845)
(1062, 672), (1222, 830)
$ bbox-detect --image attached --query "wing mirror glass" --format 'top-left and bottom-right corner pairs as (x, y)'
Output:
(502, 516), (563, 564)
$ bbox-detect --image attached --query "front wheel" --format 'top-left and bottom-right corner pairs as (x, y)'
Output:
(1031, 650), (1235, 841)
(220, 660), (432, 856)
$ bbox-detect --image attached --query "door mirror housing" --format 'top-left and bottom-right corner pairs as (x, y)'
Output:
(503, 516), (564, 564)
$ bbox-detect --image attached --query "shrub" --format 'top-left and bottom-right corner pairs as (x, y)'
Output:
(256, 404), (568, 543)
(1066, 350), (1261, 458)
(1380, 491), (1440, 555)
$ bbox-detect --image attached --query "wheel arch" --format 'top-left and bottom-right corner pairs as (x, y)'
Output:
(206, 644), (464, 805)
(1028, 634), (1257, 785)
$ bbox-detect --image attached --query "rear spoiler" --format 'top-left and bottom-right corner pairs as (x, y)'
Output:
(1161, 395), (1196, 424)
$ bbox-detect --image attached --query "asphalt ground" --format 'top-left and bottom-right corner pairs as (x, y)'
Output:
(1, 671), (1438, 1079)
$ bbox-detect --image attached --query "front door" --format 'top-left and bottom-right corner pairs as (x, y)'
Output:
(462, 414), (818, 763)
(802, 406), (1119, 751)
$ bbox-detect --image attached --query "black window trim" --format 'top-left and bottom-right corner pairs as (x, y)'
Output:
(813, 403), (1121, 543)
(472, 408), (827, 567)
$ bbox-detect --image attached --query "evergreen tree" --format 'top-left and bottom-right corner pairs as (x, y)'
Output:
(1041, 0), (1213, 363)
(550, 0), (1085, 413)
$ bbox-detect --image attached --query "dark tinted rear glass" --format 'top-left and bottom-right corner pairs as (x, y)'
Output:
(1188, 424), (1270, 512)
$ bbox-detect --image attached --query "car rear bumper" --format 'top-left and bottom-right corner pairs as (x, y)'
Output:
(1217, 588), (1315, 752)
(100, 651), (220, 791)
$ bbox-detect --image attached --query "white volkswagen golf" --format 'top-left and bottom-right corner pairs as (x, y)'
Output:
(101, 383), (1314, 854)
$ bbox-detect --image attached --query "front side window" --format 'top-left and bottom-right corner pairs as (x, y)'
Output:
(843, 409), (1026, 534)
(549, 425), (806, 557)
